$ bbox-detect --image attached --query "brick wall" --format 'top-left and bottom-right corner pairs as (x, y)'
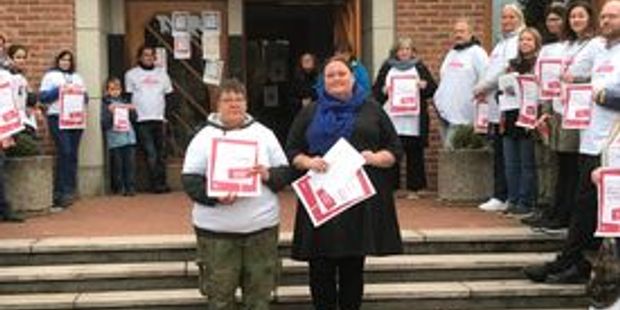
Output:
(395, 0), (492, 191)
(0, 0), (76, 154)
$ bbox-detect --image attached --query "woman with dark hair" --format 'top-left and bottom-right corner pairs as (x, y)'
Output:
(7, 44), (38, 130)
(289, 52), (319, 115)
(524, 0), (606, 284)
(286, 56), (403, 309)
(39, 50), (88, 211)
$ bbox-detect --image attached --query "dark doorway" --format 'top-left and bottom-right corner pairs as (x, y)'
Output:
(244, 3), (335, 144)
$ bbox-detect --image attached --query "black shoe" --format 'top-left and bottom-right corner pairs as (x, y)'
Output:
(521, 211), (545, 226)
(545, 264), (589, 284)
(153, 185), (171, 194)
(0, 211), (25, 223)
(523, 264), (552, 283)
(123, 189), (136, 197)
(542, 217), (569, 230)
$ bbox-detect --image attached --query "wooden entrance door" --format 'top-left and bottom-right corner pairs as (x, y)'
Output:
(125, 0), (228, 157)
(333, 0), (362, 57)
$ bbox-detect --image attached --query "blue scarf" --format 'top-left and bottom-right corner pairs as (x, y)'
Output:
(306, 84), (367, 155)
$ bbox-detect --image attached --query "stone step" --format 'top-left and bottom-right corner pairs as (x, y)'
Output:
(0, 280), (587, 310)
(0, 253), (556, 293)
(0, 228), (565, 265)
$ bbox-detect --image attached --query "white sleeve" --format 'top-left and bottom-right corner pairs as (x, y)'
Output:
(266, 130), (289, 167)
(472, 47), (489, 83)
(182, 130), (209, 176)
(569, 38), (604, 79)
(124, 70), (135, 94)
(163, 72), (173, 94)
(39, 72), (57, 91)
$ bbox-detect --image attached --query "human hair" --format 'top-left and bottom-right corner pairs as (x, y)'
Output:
(392, 36), (417, 54)
(136, 45), (155, 59)
(502, 3), (526, 32)
(105, 76), (122, 91)
(217, 78), (247, 100)
(55, 50), (75, 72)
(520, 27), (543, 54)
(564, 1), (597, 42)
(322, 55), (353, 75)
(7, 44), (27, 59)
(544, 2), (567, 41)
(454, 17), (475, 32)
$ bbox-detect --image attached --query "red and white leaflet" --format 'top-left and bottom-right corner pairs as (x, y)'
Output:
(59, 85), (86, 130)
(292, 138), (375, 227)
(0, 79), (24, 140)
(537, 58), (563, 99)
(207, 137), (260, 197)
(474, 100), (489, 134)
(113, 106), (130, 132)
(389, 75), (419, 116)
(562, 84), (592, 130)
(596, 168), (620, 237)
(293, 168), (376, 227)
(516, 75), (539, 129)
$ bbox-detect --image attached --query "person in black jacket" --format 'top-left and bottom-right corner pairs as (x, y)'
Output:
(289, 52), (319, 116)
(372, 37), (437, 199)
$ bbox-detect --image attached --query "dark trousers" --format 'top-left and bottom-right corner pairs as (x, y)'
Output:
(0, 153), (9, 216)
(550, 152), (580, 222)
(136, 121), (167, 190)
(556, 155), (602, 272)
(48, 115), (83, 202)
(110, 145), (136, 193)
(309, 256), (365, 310)
(503, 135), (537, 209)
(393, 136), (427, 191)
(490, 124), (508, 201)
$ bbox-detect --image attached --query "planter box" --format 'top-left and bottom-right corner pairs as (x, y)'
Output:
(438, 148), (493, 203)
(4, 155), (53, 215)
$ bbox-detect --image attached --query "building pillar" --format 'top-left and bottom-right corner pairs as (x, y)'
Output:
(227, 0), (245, 80)
(362, 0), (395, 79)
(75, 0), (109, 196)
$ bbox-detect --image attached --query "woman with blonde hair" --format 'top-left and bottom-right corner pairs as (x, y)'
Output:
(474, 3), (525, 212)
(372, 36), (437, 199)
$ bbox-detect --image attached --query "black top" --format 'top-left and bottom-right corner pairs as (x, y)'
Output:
(285, 98), (404, 260)
(289, 70), (318, 115)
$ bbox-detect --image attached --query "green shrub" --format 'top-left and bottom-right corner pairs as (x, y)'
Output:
(450, 125), (487, 150)
(6, 132), (40, 157)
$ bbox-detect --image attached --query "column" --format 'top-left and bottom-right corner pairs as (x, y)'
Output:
(362, 0), (395, 80)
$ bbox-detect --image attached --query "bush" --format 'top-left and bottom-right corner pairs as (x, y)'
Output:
(6, 131), (41, 157)
(450, 125), (487, 150)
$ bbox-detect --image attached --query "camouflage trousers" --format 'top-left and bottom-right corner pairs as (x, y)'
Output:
(195, 226), (279, 310)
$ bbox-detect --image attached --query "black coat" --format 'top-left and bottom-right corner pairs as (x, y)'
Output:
(285, 98), (404, 260)
(372, 59), (438, 146)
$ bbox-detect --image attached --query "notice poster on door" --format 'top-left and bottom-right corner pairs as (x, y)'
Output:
(202, 11), (221, 34)
(174, 32), (191, 60)
(202, 32), (220, 60)
(154, 48), (167, 71)
(264, 85), (279, 107)
(203, 59), (224, 86)
(171, 11), (190, 35)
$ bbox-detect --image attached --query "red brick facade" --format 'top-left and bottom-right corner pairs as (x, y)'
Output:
(0, 0), (75, 89)
(396, 0), (492, 190)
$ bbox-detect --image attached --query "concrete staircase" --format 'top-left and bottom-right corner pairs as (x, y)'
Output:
(0, 228), (588, 309)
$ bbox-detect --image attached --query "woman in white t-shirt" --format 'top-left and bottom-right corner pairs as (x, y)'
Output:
(373, 36), (437, 199)
(39, 50), (88, 211)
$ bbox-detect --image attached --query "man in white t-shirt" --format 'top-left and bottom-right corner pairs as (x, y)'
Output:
(434, 18), (488, 148)
(125, 45), (173, 193)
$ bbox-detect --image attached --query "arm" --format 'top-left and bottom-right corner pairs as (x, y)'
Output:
(263, 130), (295, 192)
(416, 61), (437, 100)
(596, 85), (620, 111)
(100, 98), (113, 131)
(372, 62), (391, 104)
(362, 102), (404, 168)
(181, 174), (219, 206)
(181, 130), (219, 207)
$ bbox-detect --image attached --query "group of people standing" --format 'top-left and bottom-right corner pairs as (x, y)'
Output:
(0, 44), (174, 222)
(182, 0), (620, 309)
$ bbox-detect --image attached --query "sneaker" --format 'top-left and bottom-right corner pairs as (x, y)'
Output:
(545, 264), (589, 284)
(523, 263), (552, 283)
(478, 198), (508, 212)
(541, 217), (569, 230)
(406, 192), (420, 200)
(49, 206), (65, 213)
(520, 211), (544, 226)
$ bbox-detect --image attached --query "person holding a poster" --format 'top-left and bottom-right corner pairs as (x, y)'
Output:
(474, 3), (523, 212)
(100, 77), (137, 196)
(286, 56), (403, 310)
(434, 18), (488, 148)
(524, 1), (616, 285)
(182, 79), (291, 310)
(372, 36), (436, 200)
(39, 50), (88, 211)
(125, 45), (173, 193)
(497, 27), (543, 217)
(7, 44), (38, 131)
